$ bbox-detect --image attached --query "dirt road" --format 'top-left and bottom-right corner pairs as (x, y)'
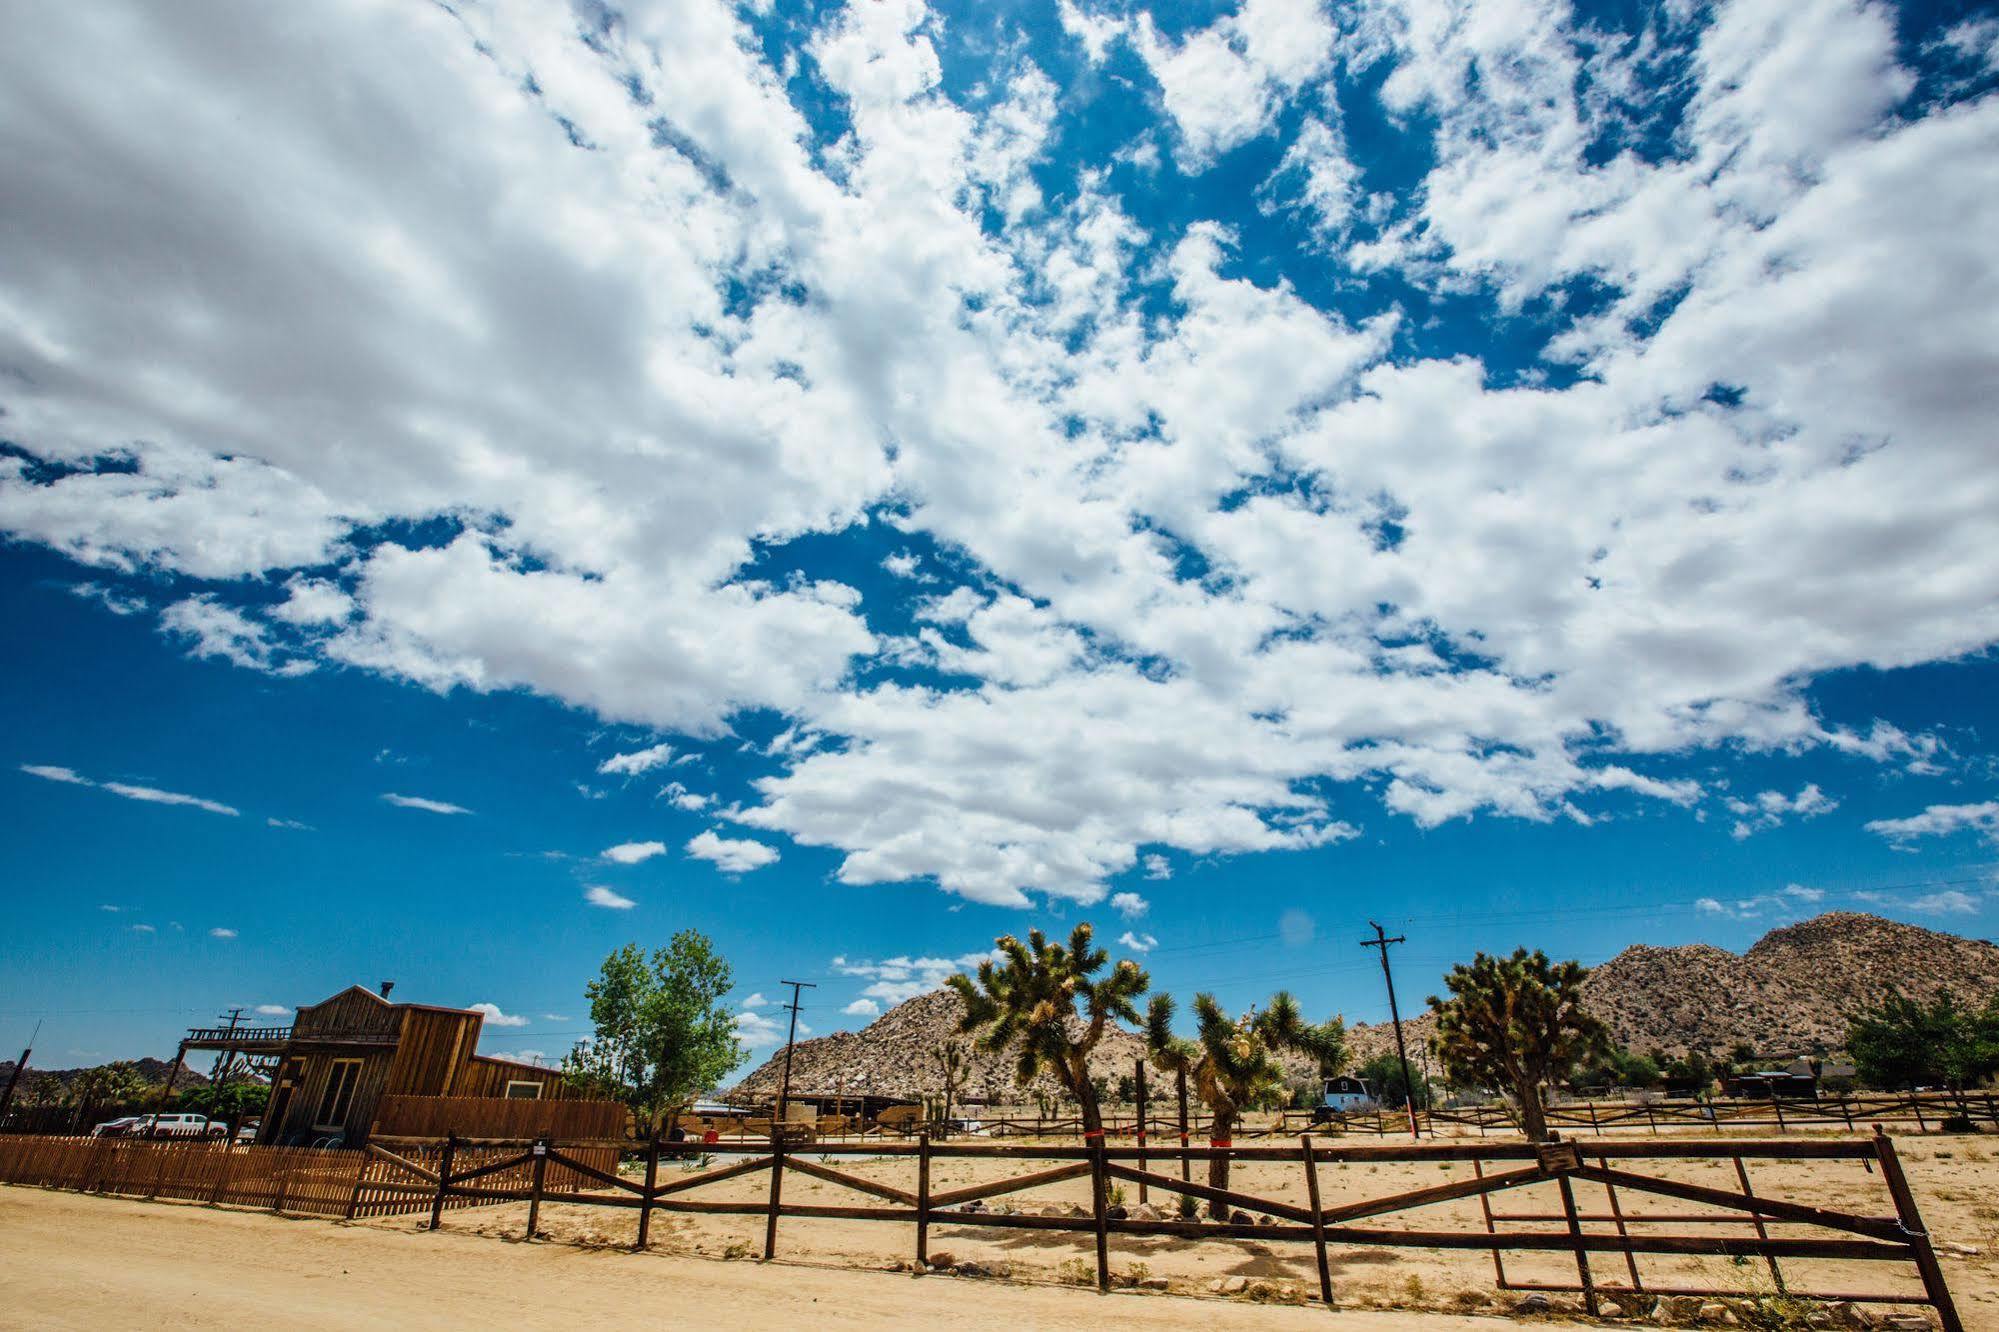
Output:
(0, 1188), (1557, 1330)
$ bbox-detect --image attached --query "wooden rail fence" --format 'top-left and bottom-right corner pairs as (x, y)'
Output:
(0, 1134), (619, 1221)
(396, 1126), (1959, 1330)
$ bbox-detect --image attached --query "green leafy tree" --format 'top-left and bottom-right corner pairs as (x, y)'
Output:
(1146, 991), (1345, 1216)
(1357, 1052), (1434, 1110)
(1569, 1045), (1662, 1093)
(181, 1079), (271, 1122)
(562, 932), (743, 1135)
(946, 923), (1149, 1136)
(65, 1062), (150, 1108)
(1847, 991), (1999, 1091)
(1428, 949), (1606, 1141)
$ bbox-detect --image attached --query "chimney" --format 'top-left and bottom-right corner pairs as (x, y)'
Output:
(380, 980), (396, 1000)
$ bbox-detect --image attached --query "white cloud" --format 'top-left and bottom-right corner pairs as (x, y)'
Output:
(601, 839), (667, 865)
(599, 742), (675, 776)
(733, 1005), (805, 1048)
(1866, 801), (1999, 848)
(842, 998), (881, 1018)
(661, 782), (711, 811)
(266, 817), (314, 830)
(130, 923), (155, 934)
(1908, 889), (1980, 915)
(1695, 897), (1727, 915)
(739, 992), (770, 1010)
(832, 949), (997, 1007)
(540, 1013), (570, 1022)
(253, 1004), (291, 1017)
(1141, 856), (1171, 881)
(686, 830), (779, 874)
(584, 884), (636, 910)
(21, 764), (90, 785)
(1, 0), (1996, 917)
(71, 582), (148, 616)
(208, 927), (237, 939)
(1117, 930), (1158, 953)
(1726, 785), (1839, 840)
(162, 595), (314, 676)
(27, 762), (238, 816)
(1110, 890), (1150, 918)
(270, 576), (354, 627)
(470, 1002), (529, 1028)
(1781, 884), (1824, 904)
(381, 792), (471, 815)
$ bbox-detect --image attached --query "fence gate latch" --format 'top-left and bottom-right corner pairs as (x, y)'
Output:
(533, 1144), (547, 1156)
(1535, 1141), (1582, 1174)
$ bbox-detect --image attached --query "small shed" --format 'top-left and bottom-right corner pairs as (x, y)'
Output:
(1320, 1075), (1377, 1112)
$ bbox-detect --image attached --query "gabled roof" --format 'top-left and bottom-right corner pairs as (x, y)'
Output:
(302, 984), (482, 1018)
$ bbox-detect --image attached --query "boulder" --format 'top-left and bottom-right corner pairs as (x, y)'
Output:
(925, 1251), (957, 1270)
(1138, 1277), (1170, 1291)
(1211, 1275), (1249, 1295)
(1230, 1209), (1255, 1225)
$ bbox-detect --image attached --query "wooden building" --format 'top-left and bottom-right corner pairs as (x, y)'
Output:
(178, 983), (566, 1147)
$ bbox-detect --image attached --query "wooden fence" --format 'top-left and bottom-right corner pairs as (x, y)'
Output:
(0, 1134), (619, 1221)
(394, 1126), (1961, 1330)
(842, 1089), (1999, 1142)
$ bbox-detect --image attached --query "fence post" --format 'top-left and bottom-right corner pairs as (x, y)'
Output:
(429, 1134), (456, 1231)
(1551, 1137), (1599, 1317)
(763, 1132), (785, 1260)
(524, 1136), (549, 1242)
(1176, 1067), (1191, 1189)
(1732, 1155), (1785, 1294)
(1300, 1134), (1333, 1307)
(272, 1147), (292, 1215)
(915, 1129), (931, 1268)
(1472, 1159), (1509, 1289)
(1135, 1058), (1148, 1207)
(1772, 1096), (1787, 1133)
(1912, 1096), (1928, 1134)
(342, 1147), (366, 1220)
(1088, 1129), (1110, 1294)
(1873, 1127), (1963, 1332)
(635, 1134), (659, 1251)
(1599, 1157), (1642, 1296)
(212, 1141), (238, 1208)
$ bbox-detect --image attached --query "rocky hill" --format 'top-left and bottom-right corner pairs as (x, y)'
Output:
(1583, 912), (1999, 1057)
(728, 913), (1999, 1101)
(0, 1056), (210, 1104)
(729, 988), (1149, 1104)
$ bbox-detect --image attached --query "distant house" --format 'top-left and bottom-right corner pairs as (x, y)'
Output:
(177, 983), (565, 1147)
(1319, 1074), (1377, 1113)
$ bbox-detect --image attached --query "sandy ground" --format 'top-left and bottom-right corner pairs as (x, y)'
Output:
(360, 1133), (1999, 1323)
(0, 1187), (1562, 1330)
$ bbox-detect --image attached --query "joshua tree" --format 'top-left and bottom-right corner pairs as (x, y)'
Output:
(947, 923), (1149, 1136)
(1147, 991), (1346, 1217)
(1427, 948), (1606, 1142)
(933, 1041), (970, 1126)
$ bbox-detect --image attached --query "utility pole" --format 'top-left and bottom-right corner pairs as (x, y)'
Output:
(1361, 922), (1421, 1138)
(211, 1007), (247, 1084)
(773, 980), (816, 1134)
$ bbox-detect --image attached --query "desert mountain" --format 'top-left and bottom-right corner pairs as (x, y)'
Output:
(728, 913), (1999, 1101)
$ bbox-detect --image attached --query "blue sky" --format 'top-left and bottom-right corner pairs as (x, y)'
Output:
(3, 0), (1998, 1072)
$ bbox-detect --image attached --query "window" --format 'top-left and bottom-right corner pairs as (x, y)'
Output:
(315, 1059), (363, 1129)
(503, 1080), (544, 1101)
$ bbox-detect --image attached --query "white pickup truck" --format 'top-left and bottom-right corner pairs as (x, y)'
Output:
(91, 1112), (226, 1139)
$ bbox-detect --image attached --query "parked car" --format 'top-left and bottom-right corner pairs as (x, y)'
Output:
(90, 1115), (148, 1138)
(139, 1113), (225, 1139)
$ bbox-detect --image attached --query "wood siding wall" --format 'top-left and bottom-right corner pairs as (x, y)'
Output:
(454, 1056), (566, 1100)
(292, 987), (399, 1041)
(385, 1009), (483, 1097)
(371, 1094), (625, 1141)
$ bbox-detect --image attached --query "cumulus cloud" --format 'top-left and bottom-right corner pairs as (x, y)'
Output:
(1865, 801), (1999, 848)
(843, 998), (882, 1018)
(734, 1005), (805, 1048)
(209, 927), (237, 939)
(253, 1004), (292, 1017)
(602, 840), (667, 865)
(2, 0), (1996, 914)
(686, 830), (779, 874)
(1117, 930), (1158, 953)
(1726, 784), (1839, 840)
(381, 793), (472, 815)
(584, 884), (636, 910)
(661, 782), (711, 811)
(470, 1002), (529, 1028)
(599, 742), (675, 776)
(832, 949), (997, 1007)
(1110, 891), (1150, 918)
